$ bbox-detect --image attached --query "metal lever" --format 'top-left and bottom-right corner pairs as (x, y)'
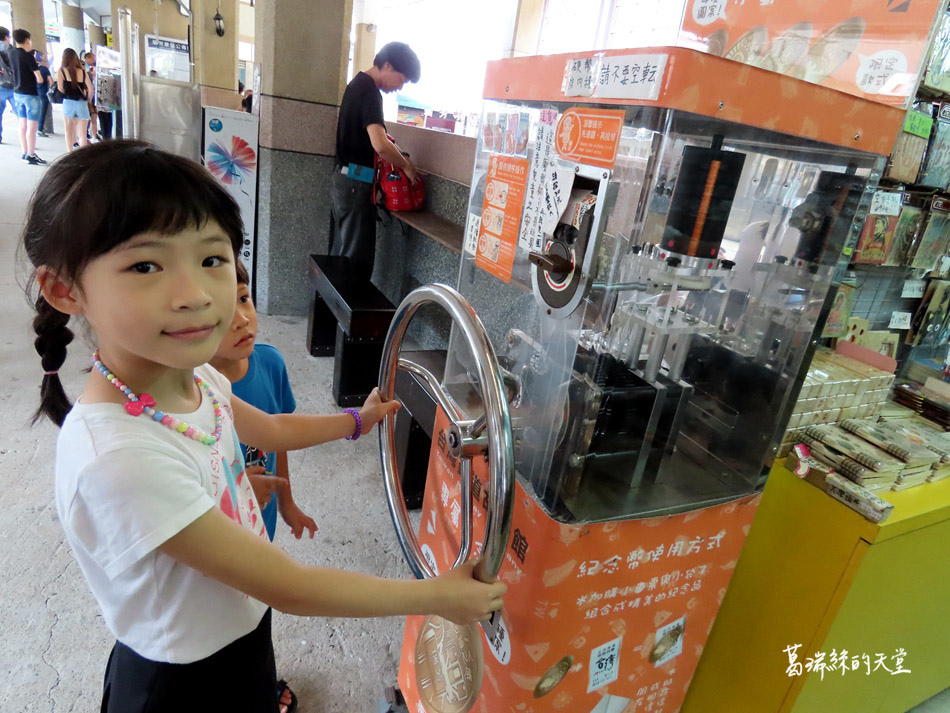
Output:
(466, 367), (522, 440)
(378, 284), (515, 611)
(528, 251), (573, 274)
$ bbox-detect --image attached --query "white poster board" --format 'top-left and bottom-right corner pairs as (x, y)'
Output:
(145, 34), (190, 82)
(203, 107), (260, 286)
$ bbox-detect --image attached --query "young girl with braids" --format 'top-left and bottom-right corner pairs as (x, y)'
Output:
(25, 141), (505, 713)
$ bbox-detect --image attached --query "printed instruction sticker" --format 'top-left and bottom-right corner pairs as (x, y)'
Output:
(555, 107), (626, 169)
(475, 154), (529, 282)
(888, 311), (913, 330)
(588, 636), (622, 692)
(901, 279), (926, 299)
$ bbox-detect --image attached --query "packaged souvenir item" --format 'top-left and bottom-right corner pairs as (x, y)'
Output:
(838, 418), (939, 466)
(920, 105), (950, 191)
(909, 198), (950, 270)
(883, 198), (924, 266)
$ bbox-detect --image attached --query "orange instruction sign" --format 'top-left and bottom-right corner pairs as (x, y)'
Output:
(399, 407), (761, 713)
(555, 107), (626, 169)
(475, 154), (529, 283)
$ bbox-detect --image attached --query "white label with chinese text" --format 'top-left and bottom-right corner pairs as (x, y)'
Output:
(483, 613), (511, 665)
(464, 213), (481, 256)
(888, 311), (912, 330)
(564, 57), (599, 97)
(520, 123), (554, 250)
(588, 636), (623, 692)
(595, 54), (667, 101)
(421, 544), (439, 575)
(901, 279), (925, 299)
(869, 190), (903, 217)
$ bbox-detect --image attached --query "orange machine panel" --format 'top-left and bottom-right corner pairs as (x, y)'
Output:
(399, 409), (760, 713)
(482, 47), (905, 155)
(679, 0), (942, 106)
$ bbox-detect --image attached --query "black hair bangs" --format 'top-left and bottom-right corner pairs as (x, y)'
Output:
(23, 140), (244, 281)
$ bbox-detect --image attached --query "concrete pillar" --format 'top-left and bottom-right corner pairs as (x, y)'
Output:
(87, 22), (106, 51)
(505, 0), (543, 58)
(112, 0), (189, 76)
(192, 0), (240, 106)
(9, 0), (46, 55)
(254, 0), (353, 314)
(353, 22), (376, 78)
(61, 3), (86, 54)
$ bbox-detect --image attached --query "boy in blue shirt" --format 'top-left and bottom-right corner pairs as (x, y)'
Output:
(211, 261), (314, 712)
(210, 261), (317, 542)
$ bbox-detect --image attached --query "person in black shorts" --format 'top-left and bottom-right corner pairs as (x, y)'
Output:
(330, 41), (421, 281)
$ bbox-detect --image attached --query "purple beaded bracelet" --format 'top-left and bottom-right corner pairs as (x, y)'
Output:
(343, 408), (362, 441)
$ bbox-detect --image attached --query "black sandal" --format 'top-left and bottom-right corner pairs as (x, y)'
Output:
(277, 679), (298, 713)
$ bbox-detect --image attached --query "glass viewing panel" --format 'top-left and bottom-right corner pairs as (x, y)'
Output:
(442, 99), (884, 524)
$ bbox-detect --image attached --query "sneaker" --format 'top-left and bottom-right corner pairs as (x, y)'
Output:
(72, 142), (79, 148)
(37, 130), (49, 138)
(21, 153), (30, 163)
(30, 154), (48, 165)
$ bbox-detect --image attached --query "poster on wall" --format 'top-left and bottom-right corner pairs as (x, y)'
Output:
(203, 107), (259, 287)
(145, 34), (191, 82)
(678, 0), (943, 106)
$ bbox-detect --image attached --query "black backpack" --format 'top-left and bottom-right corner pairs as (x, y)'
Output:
(0, 48), (14, 90)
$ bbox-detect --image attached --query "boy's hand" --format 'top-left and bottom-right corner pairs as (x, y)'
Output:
(246, 466), (280, 505)
(279, 498), (318, 539)
(358, 387), (401, 435)
(431, 559), (507, 626)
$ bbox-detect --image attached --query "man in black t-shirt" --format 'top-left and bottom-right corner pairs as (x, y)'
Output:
(10, 29), (46, 165)
(330, 41), (421, 281)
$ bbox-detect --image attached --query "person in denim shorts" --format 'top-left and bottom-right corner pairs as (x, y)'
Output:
(0, 28), (17, 144)
(10, 28), (46, 165)
(57, 47), (92, 152)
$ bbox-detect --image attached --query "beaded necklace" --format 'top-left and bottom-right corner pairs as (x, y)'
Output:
(92, 349), (224, 446)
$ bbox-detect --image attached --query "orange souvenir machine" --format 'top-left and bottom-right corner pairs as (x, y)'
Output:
(377, 47), (904, 713)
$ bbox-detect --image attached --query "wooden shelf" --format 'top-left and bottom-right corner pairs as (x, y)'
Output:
(394, 211), (465, 254)
(878, 175), (945, 194)
(916, 82), (950, 105)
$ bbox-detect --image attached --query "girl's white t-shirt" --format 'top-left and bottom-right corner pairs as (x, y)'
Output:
(55, 364), (269, 663)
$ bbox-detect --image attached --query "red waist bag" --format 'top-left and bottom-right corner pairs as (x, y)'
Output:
(375, 135), (425, 211)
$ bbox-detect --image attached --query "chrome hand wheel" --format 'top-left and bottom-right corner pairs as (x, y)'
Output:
(379, 283), (514, 585)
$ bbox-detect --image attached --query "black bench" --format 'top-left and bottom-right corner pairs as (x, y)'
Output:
(307, 254), (396, 408)
(393, 349), (446, 509)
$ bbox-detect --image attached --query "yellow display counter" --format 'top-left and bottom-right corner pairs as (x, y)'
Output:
(681, 460), (950, 713)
